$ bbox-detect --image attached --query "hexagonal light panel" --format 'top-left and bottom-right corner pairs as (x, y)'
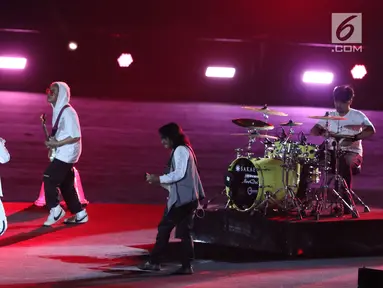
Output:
(117, 53), (133, 68)
(351, 64), (367, 79)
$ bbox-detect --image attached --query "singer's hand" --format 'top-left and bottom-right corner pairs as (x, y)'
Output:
(146, 174), (160, 184)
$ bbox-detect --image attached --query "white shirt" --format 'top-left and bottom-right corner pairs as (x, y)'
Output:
(54, 107), (82, 163)
(317, 108), (374, 156)
(0, 138), (10, 197)
(159, 146), (189, 185)
(0, 139), (10, 165)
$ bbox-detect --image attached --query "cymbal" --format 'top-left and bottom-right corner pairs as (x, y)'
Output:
(330, 134), (355, 139)
(344, 124), (364, 130)
(280, 120), (303, 127)
(242, 105), (288, 116)
(311, 133), (354, 139)
(232, 118), (274, 130)
(308, 115), (347, 121)
(231, 133), (279, 140)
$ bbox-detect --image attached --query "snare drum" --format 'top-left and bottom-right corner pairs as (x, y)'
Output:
(225, 157), (300, 211)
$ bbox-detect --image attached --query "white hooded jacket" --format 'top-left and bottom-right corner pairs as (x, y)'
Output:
(52, 82), (82, 163)
(0, 138), (10, 197)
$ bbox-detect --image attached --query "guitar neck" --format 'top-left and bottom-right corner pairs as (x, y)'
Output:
(42, 124), (50, 141)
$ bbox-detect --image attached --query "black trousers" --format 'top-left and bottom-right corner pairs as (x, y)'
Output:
(150, 200), (198, 267)
(43, 159), (82, 214)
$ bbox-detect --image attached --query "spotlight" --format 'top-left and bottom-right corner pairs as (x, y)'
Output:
(117, 53), (133, 68)
(351, 64), (367, 79)
(0, 56), (27, 69)
(68, 42), (78, 51)
(205, 66), (235, 78)
(302, 71), (334, 84)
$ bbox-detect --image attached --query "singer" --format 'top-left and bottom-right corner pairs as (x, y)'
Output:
(138, 122), (205, 275)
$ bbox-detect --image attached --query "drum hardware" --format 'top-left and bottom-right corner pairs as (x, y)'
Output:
(235, 148), (243, 159)
(310, 114), (359, 219)
(232, 118), (276, 159)
(308, 115), (348, 121)
(280, 120), (303, 127)
(242, 104), (289, 117)
(231, 131), (278, 159)
(231, 118), (274, 130)
(254, 125), (304, 219)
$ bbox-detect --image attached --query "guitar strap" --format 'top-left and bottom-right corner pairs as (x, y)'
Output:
(51, 104), (70, 137)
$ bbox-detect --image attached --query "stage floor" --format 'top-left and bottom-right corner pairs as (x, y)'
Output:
(2, 202), (383, 288)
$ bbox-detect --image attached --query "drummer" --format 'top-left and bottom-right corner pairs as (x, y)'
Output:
(310, 85), (375, 206)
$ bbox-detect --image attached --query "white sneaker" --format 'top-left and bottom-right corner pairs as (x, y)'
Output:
(44, 205), (66, 226)
(64, 209), (88, 224)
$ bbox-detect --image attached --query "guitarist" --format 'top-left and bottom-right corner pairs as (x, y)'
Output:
(43, 82), (88, 226)
(0, 137), (10, 236)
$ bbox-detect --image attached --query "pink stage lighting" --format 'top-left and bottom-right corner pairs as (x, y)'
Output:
(302, 71), (333, 84)
(0, 56), (27, 70)
(205, 66), (236, 78)
(117, 53), (133, 68)
(351, 64), (367, 79)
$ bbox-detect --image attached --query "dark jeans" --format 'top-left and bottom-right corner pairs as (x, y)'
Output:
(150, 200), (198, 267)
(43, 159), (83, 214)
(298, 151), (362, 201)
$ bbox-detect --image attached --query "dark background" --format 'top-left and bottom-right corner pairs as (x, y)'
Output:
(0, 0), (382, 109)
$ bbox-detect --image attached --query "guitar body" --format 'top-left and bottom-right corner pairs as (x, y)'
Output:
(41, 114), (56, 162)
(48, 148), (56, 162)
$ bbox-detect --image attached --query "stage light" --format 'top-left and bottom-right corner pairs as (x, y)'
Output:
(0, 56), (27, 69)
(351, 64), (367, 79)
(205, 67), (236, 78)
(117, 53), (133, 67)
(302, 71), (333, 84)
(68, 42), (78, 51)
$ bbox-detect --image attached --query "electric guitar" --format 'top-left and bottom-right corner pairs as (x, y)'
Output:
(40, 114), (56, 162)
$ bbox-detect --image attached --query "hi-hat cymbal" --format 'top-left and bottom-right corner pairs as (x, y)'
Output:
(232, 118), (274, 130)
(242, 105), (288, 116)
(280, 120), (303, 127)
(231, 133), (279, 140)
(308, 115), (347, 121)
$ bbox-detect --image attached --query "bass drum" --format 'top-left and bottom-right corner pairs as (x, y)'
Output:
(225, 157), (300, 212)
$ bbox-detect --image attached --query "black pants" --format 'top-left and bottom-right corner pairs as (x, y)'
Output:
(150, 200), (198, 267)
(43, 159), (82, 214)
(298, 151), (362, 200)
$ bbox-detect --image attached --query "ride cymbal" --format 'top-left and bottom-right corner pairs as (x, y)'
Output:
(308, 115), (347, 121)
(232, 118), (274, 130)
(231, 133), (279, 140)
(242, 104), (288, 116)
(280, 120), (303, 127)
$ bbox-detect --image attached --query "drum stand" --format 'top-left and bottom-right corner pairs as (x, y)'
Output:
(255, 128), (303, 219)
(313, 136), (360, 220)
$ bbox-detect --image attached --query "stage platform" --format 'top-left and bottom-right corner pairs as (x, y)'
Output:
(5, 202), (383, 288)
(192, 205), (383, 258)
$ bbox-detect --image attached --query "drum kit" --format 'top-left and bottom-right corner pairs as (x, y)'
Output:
(205, 104), (370, 220)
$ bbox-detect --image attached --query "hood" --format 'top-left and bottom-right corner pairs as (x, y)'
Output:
(52, 81), (71, 125)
